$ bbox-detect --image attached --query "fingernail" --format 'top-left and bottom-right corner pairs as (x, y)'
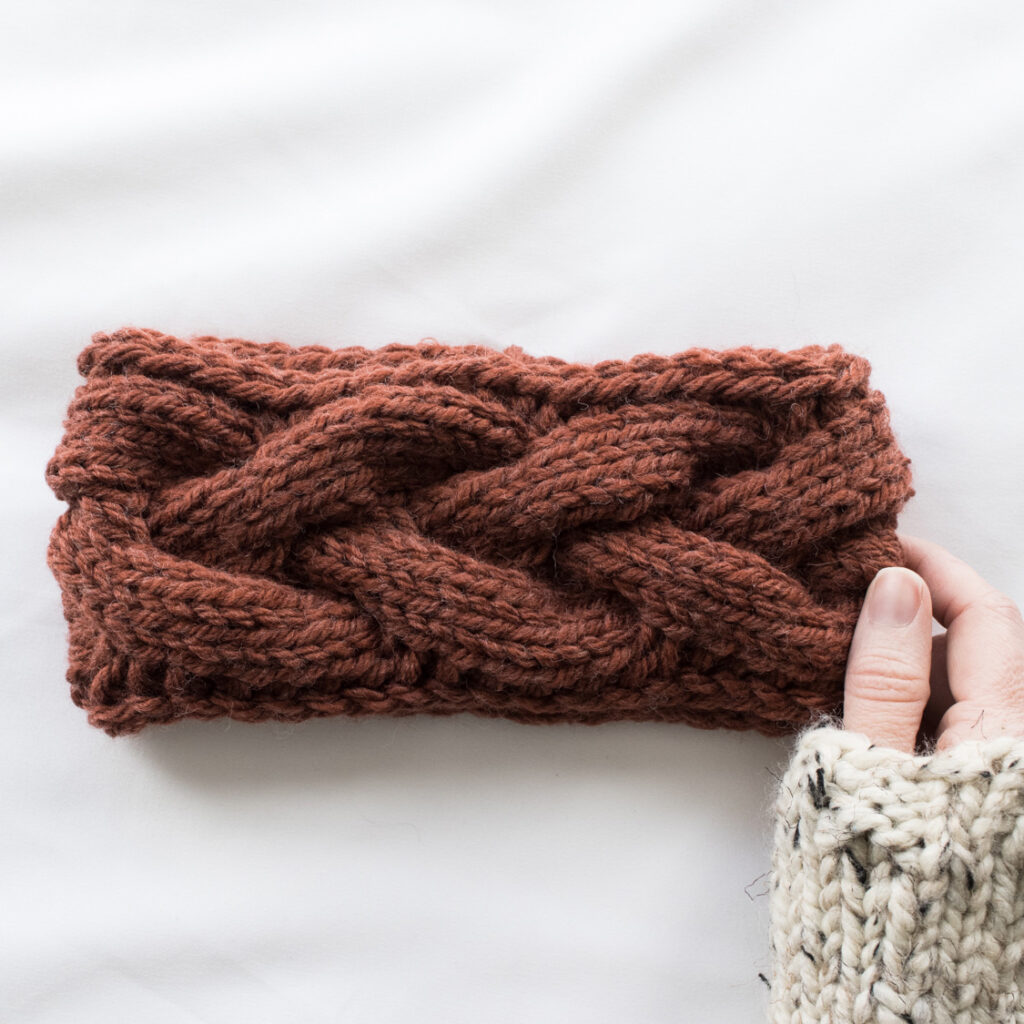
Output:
(867, 568), (921, 627)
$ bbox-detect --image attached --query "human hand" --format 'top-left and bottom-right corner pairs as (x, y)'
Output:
(842, 533), (1024, 753)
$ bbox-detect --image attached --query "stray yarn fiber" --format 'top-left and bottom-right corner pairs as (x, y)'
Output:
(46, 328), (914, 736)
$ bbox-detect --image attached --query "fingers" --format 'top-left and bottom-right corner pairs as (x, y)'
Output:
(842, 533), (1024, 753)
(917, 631), (952, 746)
(898, 533), (1024, 749)
(843, 565), (933, 753)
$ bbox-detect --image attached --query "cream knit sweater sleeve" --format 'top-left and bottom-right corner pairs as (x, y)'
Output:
(767, 723), (1024, 1023)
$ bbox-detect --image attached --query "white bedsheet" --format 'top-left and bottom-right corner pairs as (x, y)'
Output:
(2, 2), (1023, 1021)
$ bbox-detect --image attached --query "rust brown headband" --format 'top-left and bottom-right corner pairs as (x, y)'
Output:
(46, 328), (914, 737)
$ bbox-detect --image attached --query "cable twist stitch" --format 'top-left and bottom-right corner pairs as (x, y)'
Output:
(46, 328), (914, 735)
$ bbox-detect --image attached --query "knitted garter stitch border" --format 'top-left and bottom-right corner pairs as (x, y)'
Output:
(46, 328), (914, 736)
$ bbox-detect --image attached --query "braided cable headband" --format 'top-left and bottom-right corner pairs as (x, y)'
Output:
(46, 328), (914, 737)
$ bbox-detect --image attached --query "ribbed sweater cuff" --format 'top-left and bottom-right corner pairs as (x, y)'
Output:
(767, 724), (1024, 1023)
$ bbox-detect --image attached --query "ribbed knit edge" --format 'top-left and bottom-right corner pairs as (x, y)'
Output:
(767, 721), (1024, 1023)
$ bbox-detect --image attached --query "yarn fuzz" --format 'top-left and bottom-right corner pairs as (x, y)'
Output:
(768, 725), (1024, 1022)
(46, 328), (914, 736)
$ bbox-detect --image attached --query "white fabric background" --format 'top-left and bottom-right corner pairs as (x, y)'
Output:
(2, 2), (1023, 1021)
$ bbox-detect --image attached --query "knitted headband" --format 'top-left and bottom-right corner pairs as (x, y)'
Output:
(46, 328), (914, 737)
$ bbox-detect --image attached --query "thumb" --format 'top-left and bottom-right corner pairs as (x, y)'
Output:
(843, 566), (933, 753)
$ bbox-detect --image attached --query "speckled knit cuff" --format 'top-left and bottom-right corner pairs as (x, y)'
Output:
(768, 724), (1024, 1023)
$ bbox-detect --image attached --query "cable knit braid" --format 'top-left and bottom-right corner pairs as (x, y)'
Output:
(46, 328), (914, 736)
(769, 724), (1024, 1022)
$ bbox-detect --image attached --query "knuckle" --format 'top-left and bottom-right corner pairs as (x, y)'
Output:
(992, 652), (1024, 705)
(937, 702), (1024, 743)
(978, 590), (1024, 628)
(846, 653), (928, 702)
(938, 703), (978, 733)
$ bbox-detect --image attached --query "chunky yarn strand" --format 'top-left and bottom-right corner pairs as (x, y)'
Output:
(46, 328), (914, 736)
